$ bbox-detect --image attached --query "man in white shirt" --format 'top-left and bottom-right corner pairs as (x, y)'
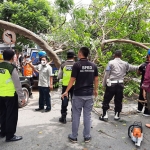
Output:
(28, 55), (53, 112)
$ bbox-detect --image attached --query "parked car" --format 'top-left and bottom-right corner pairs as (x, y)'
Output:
(18, 76), (32, 108)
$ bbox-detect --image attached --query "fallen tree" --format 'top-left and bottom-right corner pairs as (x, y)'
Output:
(0, 20), (61, 68)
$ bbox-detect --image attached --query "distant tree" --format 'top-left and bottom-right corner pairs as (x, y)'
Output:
(51, 0), (150, 96)
(55, 0), (74, 13)
(0, 0), (61, 50)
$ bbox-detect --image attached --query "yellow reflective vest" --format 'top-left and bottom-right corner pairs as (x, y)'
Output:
(0, 62), (16, 97)
(62, 65), (73, 86)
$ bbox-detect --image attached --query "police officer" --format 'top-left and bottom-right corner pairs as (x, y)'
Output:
(99, 50), (139, 121)
(0, 50), (25, 142)
(58, 50), (75, 124)
(62, 47), (98, 143)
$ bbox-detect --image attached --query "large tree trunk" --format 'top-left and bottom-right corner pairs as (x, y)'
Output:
(0, 20), (61, 68)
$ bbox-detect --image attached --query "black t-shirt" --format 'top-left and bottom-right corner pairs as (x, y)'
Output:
(71, 58), (98, 96)
(139, 62), (149, 85)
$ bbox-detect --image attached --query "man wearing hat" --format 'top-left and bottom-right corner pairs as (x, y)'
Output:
(0, 50), (25, 142)
(99, 50), (139, 121)
(58, 50), (75, 124)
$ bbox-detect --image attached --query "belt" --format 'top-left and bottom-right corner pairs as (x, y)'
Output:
(111, 80), (123, 83)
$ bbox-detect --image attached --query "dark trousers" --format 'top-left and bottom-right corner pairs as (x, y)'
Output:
(39, 86), (51, 110)
(146, 92), (150, 113)
(0, 111), (1, 131)
(0, 94), (18, 140)
(61, 86), (74, 118)
(102, 84), (124, 113)
(138, 87), (149, 114)
(26, 77), (34, 86)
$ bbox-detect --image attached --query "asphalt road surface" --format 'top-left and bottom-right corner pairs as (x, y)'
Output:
(0, 88), (150, 150)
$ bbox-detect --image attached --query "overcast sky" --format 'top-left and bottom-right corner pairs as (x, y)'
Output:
(74, 0), (92, 5)
(50, 0), (92, 6)
(50, 0), (92, 21)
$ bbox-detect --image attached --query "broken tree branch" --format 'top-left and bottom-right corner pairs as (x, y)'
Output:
(103, 39), (149, 50)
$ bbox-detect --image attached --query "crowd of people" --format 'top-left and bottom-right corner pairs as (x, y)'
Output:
(0, 47), (150, 144)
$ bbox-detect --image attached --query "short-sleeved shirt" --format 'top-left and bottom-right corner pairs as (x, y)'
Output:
(36, 64), (52, 87)
(71, 58), (98, 96)
(139, 62), (149, 85)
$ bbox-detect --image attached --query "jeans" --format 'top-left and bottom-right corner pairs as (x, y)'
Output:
(70, 95), (93, 139)
(38, 86), (51, 110)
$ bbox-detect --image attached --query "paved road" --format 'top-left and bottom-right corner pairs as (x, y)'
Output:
(0, 88), (150, 150)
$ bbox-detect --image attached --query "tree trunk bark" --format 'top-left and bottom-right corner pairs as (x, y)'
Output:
(0, 20), (61, 68)
(103, 39), (149, 50)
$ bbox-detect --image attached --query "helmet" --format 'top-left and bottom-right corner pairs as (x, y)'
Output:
(38, 51), (46, 57)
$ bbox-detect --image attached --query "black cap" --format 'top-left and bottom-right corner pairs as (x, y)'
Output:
(3, 50), (15, 61)
(114, 50), (122, 57)
(67, 50), (75, 58)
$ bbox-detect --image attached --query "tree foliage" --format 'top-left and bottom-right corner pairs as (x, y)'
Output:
(0, 0), (61, 50)
(55, 0), (74, 14)
(51, 0), (150, 97)
(0, 0), (150, 97)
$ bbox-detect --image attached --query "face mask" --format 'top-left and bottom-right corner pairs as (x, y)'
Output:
(41, 60), (46, 66)
(26, 58), (30, 62)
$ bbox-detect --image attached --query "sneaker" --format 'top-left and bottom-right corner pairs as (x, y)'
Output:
(68, 134), (77, 143)
(143, 113), (150, 117)
(137, 110), (142, 113)
(99, 115), (108, 122)
(114, 116), (120, 120)
(114, 112), (120, 121)
(99, 111), (108, 122)
(84, 137), (91, 143)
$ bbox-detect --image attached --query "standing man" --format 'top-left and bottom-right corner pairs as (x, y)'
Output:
(99, 50), (139, 121)
(28, 55), (53, 112)
(62, 47), (98, 143)
(0, 50), (25, 142)
(142, 50), (150, 128)
(137, 55), (150, 116)
(58, 50), (75, 124)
